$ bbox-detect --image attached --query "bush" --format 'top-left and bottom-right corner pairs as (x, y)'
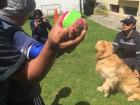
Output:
(94, 8), (108, 17)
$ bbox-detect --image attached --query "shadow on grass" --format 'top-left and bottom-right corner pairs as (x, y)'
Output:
(51, 87), (90, 105)
(51, 87), (71, 105)
(75, 101), (90, 105)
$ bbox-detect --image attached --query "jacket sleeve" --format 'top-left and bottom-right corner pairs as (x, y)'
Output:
(45, 20), (52, 31)
(112, 32), (121, 53)
(13, 31), (44, 59)
(30, 20), (38, 35)
(134, 34), (140, 71)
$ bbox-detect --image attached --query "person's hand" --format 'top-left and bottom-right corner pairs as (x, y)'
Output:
(34, 19), (40, 27)
(134, 70), (140, 78)
(68, 18), (88, 40)
(47, 17), (88, 53)
(42, 16), (47, 22)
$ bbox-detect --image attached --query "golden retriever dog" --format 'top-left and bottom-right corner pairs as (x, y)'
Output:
(95, 40), (140, 101)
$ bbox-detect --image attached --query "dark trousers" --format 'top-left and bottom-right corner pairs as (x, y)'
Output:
(8, 96), (45, 105)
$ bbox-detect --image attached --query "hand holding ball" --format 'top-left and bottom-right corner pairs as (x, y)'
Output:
(59, 10), (84, 39)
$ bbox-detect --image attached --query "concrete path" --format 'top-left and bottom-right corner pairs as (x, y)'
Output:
(88, 15), (140, 32)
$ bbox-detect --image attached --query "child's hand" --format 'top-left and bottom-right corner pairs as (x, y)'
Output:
(47, 17), (88, 53)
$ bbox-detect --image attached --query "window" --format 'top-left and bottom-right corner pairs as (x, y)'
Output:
(110, 4), (119, 13)
(123, 6), (137, 16)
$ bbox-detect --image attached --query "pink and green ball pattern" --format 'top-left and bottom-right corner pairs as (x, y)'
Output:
(60, 9), (82, 28)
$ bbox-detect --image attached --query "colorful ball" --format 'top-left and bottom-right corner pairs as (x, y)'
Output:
(60, 9), (82, 28)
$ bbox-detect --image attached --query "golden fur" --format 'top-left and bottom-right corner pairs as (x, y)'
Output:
(95, 40), (140, 101)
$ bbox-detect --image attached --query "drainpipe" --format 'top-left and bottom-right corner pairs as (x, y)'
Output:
(80, 0), (83, 14)
(137, 1), (140, 26)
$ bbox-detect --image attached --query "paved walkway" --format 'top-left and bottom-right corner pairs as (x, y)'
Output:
(88, 15), (140, 32)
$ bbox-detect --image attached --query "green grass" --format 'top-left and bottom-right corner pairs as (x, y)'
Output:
(22, 20), (32, 35)
(23, 19), (140, 105)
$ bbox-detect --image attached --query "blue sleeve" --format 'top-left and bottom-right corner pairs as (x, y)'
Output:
(13, 31), (44, 59)
(29, 43), (44, 59)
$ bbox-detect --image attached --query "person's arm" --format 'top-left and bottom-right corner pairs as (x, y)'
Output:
(30, 20), (37, 35)
(112, 32), (121, 53)
(133, 34), (140, 78)
(12, 31), (44, 59)
(12, 18), (88, 83)
(42, 17), (52, 31)
(45, 20), (52, 31)
(13, 40), (57, 83)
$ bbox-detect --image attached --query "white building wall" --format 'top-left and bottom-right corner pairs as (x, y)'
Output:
(35, 0), (83, 15)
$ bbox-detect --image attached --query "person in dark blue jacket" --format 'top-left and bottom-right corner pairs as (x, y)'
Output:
(30, 9), (52, 43)
(112, 16), (140, 78)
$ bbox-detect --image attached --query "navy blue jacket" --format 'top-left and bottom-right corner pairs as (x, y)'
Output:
(112, 30), (140, 71)
(30, 19), (52, 43)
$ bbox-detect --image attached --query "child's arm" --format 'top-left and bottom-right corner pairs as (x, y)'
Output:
(13, 31), (44, 59)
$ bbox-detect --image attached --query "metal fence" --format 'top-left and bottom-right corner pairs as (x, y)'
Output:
(41, 4), (61, 17)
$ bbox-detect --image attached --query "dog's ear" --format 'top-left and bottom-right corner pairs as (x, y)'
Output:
(95, 40), (113, 59)
(96, 49), (105, 59)
(95, 40), (106, 59)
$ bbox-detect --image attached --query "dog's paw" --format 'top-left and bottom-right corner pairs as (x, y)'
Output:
(127, 96), (134, 101)
(97, 86), (103, 92)
(104, 93), (109, 97)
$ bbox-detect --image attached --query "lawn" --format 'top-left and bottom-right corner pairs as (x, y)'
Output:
(23, 18), (140, 105)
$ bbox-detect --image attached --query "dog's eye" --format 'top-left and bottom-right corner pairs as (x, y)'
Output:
(95, 49), (97, 52)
